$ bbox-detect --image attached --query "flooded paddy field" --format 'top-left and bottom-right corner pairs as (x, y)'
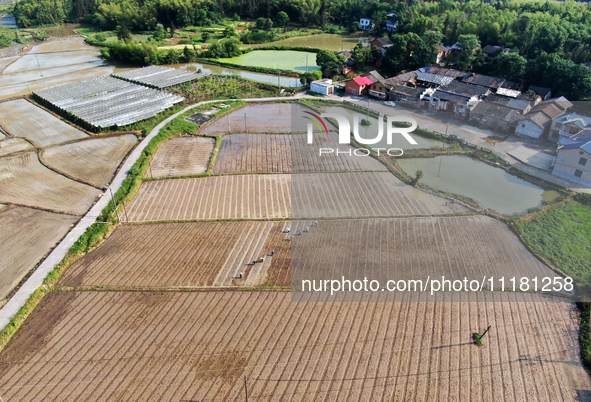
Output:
(219, 50), (320, 72)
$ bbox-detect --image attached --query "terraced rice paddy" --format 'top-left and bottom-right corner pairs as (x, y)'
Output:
(149, 136), (214, 177)
(0, 291), (586, 401)
(0, 99), (88, 147)
(41, 134), (138, 187)
(127, 174), (291, 221)
(0, 151), (100, 215)
(0, 207), (77, 300)
(60, 221), (289, 288)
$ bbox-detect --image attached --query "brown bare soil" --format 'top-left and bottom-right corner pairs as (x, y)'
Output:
(60, 221), (289, 288)
(292, 172), (467, 218)
(0, 99), (88, 147)
(200, 103), (293, 134)
(0, 291), (587, 401)
(0, 151), (101, 215)
(41, 134), (138, 187)
(0, 207), (77, 299)
(149, 136), (214, 177)
(127, 174), (291, 222)
(289, 216), (557, 291)
(0, 138), (33, 156)
(213, 133), (388, 174)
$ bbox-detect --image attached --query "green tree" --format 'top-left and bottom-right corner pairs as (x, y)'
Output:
(352, 43), (371, 68)
(152, 23), (165, 41)
(117, 24), (132, 43)
(457, 34), (480, 70)
(207, 41), (223, 58)
(256, 17), (266, 30)
(276, 11), (289, 27)
(493, 52), (526, 82)
(223, 26), (236, 37)
(316, 49), (339, 70)
(221, 37), (242, 58)
(201, 32), (211, 42)
(349, 21), (360, 33)
(183, 45), (196, 62)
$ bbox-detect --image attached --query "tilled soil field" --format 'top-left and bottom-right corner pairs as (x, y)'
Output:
(0, 207), (77, 299)
(0, 99), (88, 147)
(0, 138), (33, 157)
(60, 221), (290, 288)
(0, 151), (101, 215)
(200, 103), (293, 134)
(0, 290), (587, 401)
(289, 216), (557, 297)
(292, 172), (467, 218)
(149, 136), (214, 177)
(127, 174), (291, 221)
(213, 133), (388, 174)
(41, 134), (138, 187)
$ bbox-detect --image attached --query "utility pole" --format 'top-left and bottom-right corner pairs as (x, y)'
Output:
(121, 196), (130, 223)
(244, 113), (247, 131)
(227, 110), (231, 132)
(109, 188), (121, 222)
(244, 375), (249, 402)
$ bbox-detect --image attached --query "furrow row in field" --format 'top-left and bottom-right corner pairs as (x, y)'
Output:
(2, 291), (586, 400)
(149, 136), (214, 177)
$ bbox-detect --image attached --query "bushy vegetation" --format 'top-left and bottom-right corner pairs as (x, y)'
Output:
(170, 75), (277, 103)
(516, 199), (591, 291)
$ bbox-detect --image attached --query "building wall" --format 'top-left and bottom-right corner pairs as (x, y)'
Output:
(345, 81), (363, 96)
(515, 120), (544, 139)
(310, 82), (333, 96)
(553, 147), (591, 186)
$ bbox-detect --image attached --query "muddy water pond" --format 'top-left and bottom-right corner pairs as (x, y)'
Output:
(396, 155), (561, 216)
(219, 50), (320, 72)
(170, 62), (303, 87)
(322, 105), (441, 150)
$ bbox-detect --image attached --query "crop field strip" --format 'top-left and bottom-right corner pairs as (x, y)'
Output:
(213, 133), (388, 174)
(0, 138), (33, 157)
(127, 174), (291, 221)
(0, 151), (101, 215)
(113, 66), (206, 89)
(149, 136), (214, 177)
(291, 172), (467, 218)
(200, 103), (294, 134)
(289, 216), (557, 290)
(41, 134), (138, 187)
(60, 221), (289, 288)
(0, 290), (585, 401)
(0, 99), (88, 147)
(34, 76), (184, 128)
(0, 207), (77, 300)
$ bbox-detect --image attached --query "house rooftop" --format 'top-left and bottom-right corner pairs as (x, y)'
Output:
(554, 112), (591, 128)
(513, 111), (551, 128)
(471, 102), (519, 121)
(559, 137), (591, 154)
(391, 84), (424, 99)
(461, 72), (506, 88)
(439, 80), (489, 98)
(432, 89), (470, 103)
(371, 37), (393, 47)
(365, 70), (385, 83)
(426, 66), (469, 79)
(352, 76), (373, 86)
(496, 88), (521, 98)
(416, 72), (454, 86)
(528, 85), (552, 97)
(529, 103), (565, 119)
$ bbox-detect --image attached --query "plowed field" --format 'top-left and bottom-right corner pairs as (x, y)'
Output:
(149, 136), (214, 177)
(127, 174), (291, 221)
(60, 221), (290, 288)
(0, 99), (87, 147)
(0, 207), (77, 299)
(0, 291), (587, 401)
(213, 133), (388, 174)
(0, 151), (100, 215)
(42, 134), (138, 187)
(0, 138), (33, 156)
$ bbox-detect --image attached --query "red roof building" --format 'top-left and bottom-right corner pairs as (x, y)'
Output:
(345, 76), (373, 96)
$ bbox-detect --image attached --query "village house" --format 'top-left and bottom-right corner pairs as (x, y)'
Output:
(527, 85), (552, 100)
(461, 72), (506, 89)
(370, 37), (394, 55)
(469, 102), (520, 132)
(310, 79), (334, 96)
(513, 98), (569, 139)
(345, 76), (373, 96)
(385, 13), (398, 32)
(389, 85), (430, 107)
(359, 18), (372, 30)
(481, 45), (509, 58)
(552, 138), (591, 186)
(549, 112), (591, 143)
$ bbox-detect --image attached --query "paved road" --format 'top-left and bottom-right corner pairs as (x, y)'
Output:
(0, 95), (313, 331)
